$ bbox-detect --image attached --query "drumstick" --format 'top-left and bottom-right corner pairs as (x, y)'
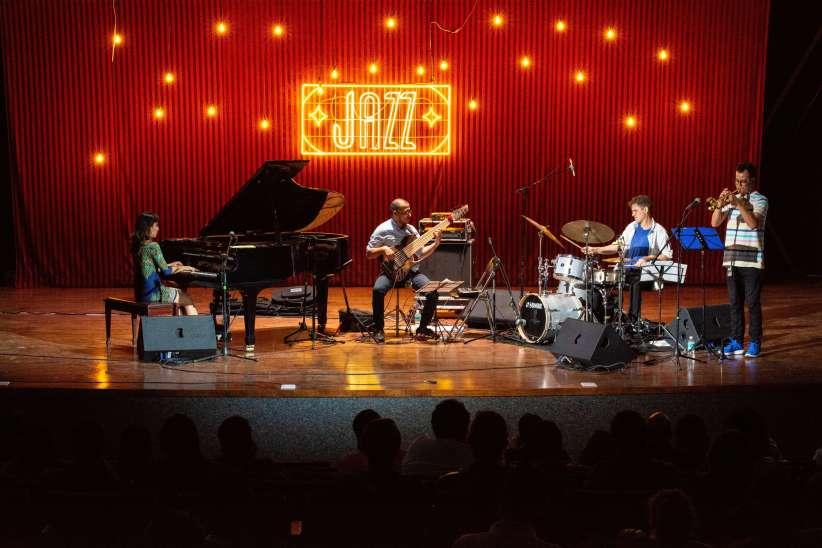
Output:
(559, 235), (585, 251)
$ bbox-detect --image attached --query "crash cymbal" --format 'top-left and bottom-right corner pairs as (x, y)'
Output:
(521, 215), (565, 249)
(602, 257), (624, 264)
(561, 220), (615, 245)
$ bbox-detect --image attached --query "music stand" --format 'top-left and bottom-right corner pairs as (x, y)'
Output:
(413, 279), (463, 339)
(673, 227), (726, 360)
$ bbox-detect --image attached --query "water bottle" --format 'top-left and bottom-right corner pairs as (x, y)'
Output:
(686, 335), (697, 353)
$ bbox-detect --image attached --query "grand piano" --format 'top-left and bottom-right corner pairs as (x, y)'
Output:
(161, 160), (350, 350)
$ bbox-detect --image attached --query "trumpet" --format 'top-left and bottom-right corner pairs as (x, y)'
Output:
(707, 190), (750, 211)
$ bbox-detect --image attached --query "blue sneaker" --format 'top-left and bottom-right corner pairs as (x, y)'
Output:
(745, 340), (761, 358)
(723, 339), (744, 355)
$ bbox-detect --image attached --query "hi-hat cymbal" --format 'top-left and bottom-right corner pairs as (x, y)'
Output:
(602, 257), (623, 264)
(561, 220), (615, 244)
(521, 215), (565, 249)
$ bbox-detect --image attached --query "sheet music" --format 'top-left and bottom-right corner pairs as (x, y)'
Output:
(630, 261), (688, 283)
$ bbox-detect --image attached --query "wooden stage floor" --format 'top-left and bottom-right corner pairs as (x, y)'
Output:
(1, 283), (821, 397)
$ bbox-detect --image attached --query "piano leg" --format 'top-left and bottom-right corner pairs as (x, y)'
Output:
(316, 275), (329, 329)
(241, 289), (260, 351)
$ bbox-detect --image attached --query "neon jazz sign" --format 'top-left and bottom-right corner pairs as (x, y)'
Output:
(301, 84), (451, 156)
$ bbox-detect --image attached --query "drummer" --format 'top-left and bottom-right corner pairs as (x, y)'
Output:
(584, 195), (672, 323)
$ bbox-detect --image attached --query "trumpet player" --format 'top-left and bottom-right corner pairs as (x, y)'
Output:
(710, 162), (768, 358)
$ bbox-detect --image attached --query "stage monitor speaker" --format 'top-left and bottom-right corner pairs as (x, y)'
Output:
(418, 241), (473, 286)
(464, 288), (519, 328)
(549, 319), (635, 368)
(666, 304), (731, 345)
(137, 315), (217, 361)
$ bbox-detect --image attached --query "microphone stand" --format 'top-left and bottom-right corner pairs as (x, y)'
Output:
(218, 233), (237, 356)
(487, 235), (527, 343)
(516, 161), (573, 297)
(670, 203), (699, 368)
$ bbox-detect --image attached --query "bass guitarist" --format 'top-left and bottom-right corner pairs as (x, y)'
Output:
(366, 198), (442, 342)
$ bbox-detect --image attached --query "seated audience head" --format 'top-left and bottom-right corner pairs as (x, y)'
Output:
(218, 415), (256, 464)
(579, 429), (616, 466)
(707, 429), (751, 477)
(516, 412), (542, 448)
(468, 410), (508, 464)
(361, 417), (401, 472)
(674, 414), (709, 454)
(725, 407), (772, 459)
(611, 409), (647, 455)
(431, 399), (470, 441)
(160, 413), (201, 462)
(70, 418), (106, 462)
(649, 489), (697, 544)
(353, 408), (381, 451)
(530, 419), (563, 460)
(647, 411), (672, 440)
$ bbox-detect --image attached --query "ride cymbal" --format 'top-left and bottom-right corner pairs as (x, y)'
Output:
(561, 220), (615, 245)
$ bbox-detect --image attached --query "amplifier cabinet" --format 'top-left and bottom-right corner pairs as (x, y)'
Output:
(418, 240), (473, 286)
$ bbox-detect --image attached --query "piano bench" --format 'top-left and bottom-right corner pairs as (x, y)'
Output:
(104, 298), (178, 353)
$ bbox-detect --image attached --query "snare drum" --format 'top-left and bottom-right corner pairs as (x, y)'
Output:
(591, 268), (618, 285)
(517, 292), (584, 344)
(553, 255), (587, 284)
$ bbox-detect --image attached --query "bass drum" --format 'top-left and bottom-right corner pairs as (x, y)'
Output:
(517, 292), (584, 344)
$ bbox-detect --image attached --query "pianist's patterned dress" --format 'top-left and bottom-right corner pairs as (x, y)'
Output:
(134, 242), (177, 303)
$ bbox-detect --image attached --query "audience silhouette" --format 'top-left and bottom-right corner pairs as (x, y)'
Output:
(1, 401), (820, 548)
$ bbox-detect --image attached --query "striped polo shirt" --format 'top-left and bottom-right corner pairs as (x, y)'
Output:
(722, 191), (768, 269)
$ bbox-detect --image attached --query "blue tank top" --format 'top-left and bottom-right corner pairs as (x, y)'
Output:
(629, 224), (651, 260)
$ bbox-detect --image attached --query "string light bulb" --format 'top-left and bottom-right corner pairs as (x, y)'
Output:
(658, 49), (669, 62)
(93, 152), (106, 165)
(679, 100), (691, 114)
(604, 27), (617, 41)
(215, 21), (228, 35)
(416, 65), (425, 76)
(555, 20), (567, 32)
(112, 33), (124, 46)
(492, 14), (504, 27)
(272, 24), (284, 37)
(259, 118), (270, 130)
(368, 63), (379, 74)
(153, 107), (165, 120)
(624, 115), (637, 128)
(439, 60), (449, 71)
(330, 68), (339, 79)
(520, 56), (532, 68)
(206, 105), (218, 118)
(574, 70), (586, 83)
(163, 72), (175, 84)
(385, 17), (397, 30)
(468, 99), (478, 110)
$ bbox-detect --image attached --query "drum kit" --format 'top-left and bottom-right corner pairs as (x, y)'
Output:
(517, 216), (638, 344)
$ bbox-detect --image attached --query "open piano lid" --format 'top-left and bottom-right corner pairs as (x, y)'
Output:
(200, 160), (344, 237)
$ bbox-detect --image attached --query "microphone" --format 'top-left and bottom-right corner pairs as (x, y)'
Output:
(568, 158), (576, 177)
(684, 197), (701, 211)
(487, 236), (492, 246)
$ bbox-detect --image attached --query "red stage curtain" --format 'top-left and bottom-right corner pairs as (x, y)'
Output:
(0, 0), (769, 287)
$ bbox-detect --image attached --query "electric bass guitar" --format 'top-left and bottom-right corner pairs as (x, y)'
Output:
(380, 204), (469, 281)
